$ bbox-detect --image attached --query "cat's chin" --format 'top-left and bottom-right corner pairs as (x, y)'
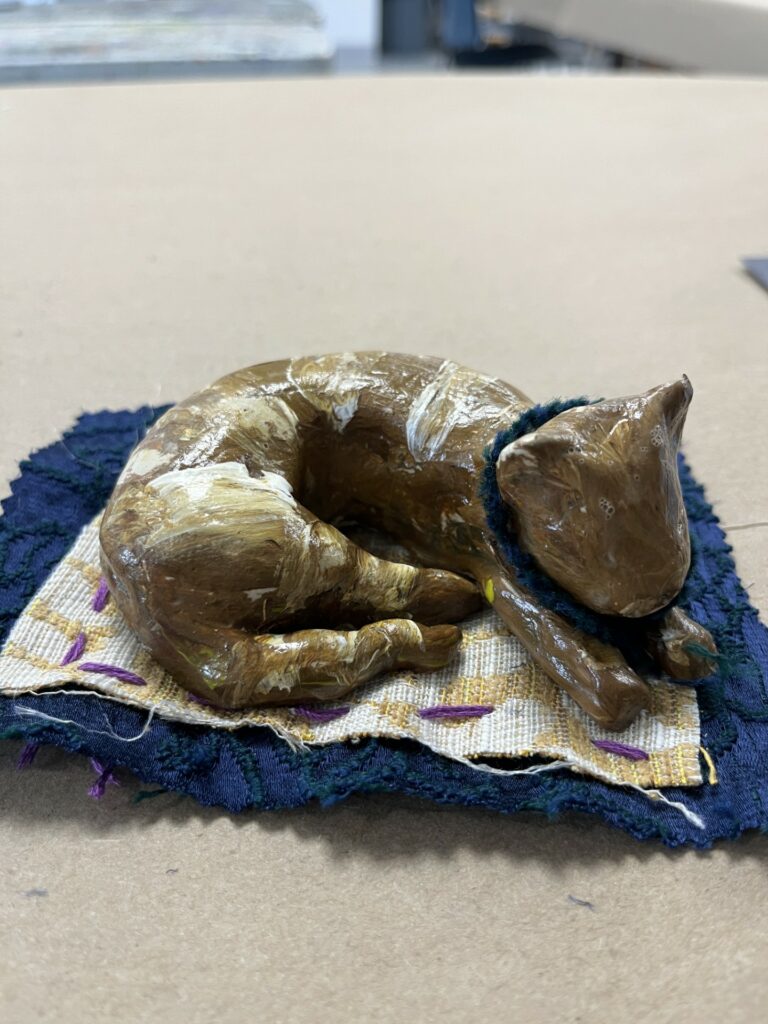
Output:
(578, 589), (679, 619)
(613, 596), (674, 618)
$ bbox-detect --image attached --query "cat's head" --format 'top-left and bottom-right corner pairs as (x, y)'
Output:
(495, 378), (693, 618)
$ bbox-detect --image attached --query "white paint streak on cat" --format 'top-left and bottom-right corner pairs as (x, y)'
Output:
(401, 619), (424, 647)
(149, 462), (296, 503)
(149, 463), (222, 503)
(260, 470), (294, 500)
(125, 447), (166, 478)
(406, 360), (493, 464)
(177, 421), (231, 469)
(406, 360), (456, 461)
(243, 396), (300, 444)
(332, 394), (359, 431)
(255, 668), (301, 694)
(440, 509), (467, 530)
(498, 436), (540, 471)
(288, 352), (365, 431)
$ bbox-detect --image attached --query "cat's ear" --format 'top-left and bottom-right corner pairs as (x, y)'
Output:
(495, 431), (567, 506)
(643, 375), (693, 444)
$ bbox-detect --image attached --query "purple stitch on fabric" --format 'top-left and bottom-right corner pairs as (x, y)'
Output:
(61, 631), (87, 666)
(91, 578), (110, 612)
(418, 704), (494, 720)
(187, 692), (213, 706)
(78, 662), (148, 687)
(16, 741), (40, 770)
(186, 692), (231, 712)
(293, 705), (351, 723)
(591, 739), (649, 761)
(88, 758), (120, 800)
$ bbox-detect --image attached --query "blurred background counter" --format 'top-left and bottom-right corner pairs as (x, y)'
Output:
(2, 0), (768, 83)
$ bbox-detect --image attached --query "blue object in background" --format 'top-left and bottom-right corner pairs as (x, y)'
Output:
(438, 0), (478, 52)
(743, 257), (768, 296)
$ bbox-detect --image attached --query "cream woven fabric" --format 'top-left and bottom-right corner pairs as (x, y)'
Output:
(0, 517), (702, 789)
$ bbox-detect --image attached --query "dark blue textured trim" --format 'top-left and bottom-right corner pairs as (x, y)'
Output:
(1, 406), (767, 847)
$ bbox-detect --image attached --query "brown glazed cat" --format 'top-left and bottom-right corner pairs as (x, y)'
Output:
(99, 352), (717, 730)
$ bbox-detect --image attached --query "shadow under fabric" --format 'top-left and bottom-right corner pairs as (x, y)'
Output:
(0, 406), (767, 848)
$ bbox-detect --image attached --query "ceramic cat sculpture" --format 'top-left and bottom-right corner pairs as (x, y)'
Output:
(100, 352), (717, 730)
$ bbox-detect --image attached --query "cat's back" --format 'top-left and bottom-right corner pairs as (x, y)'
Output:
(105, 351), (531, 516)
(249, 351), (532, 467)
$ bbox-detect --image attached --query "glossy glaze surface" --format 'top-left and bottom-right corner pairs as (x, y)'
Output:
(100, 353), (716, 728)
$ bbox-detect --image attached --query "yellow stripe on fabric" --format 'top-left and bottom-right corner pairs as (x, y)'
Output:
(700, 746), (719, 785)
(27, 599), (115, 642)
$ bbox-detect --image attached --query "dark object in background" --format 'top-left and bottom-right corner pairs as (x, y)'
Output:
(382, 0), (430, 54)
(437, 0), (610, 70)
(743, 257), (768, 296)
(453, 42), (557, 67)
(438, 0), (478, 52)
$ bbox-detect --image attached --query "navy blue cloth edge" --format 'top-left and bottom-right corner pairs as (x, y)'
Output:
(1, 406), (767, 848)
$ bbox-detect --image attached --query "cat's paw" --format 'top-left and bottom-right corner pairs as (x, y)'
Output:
(406, 570), (482, 625)
(406, 623), (464, 669)
(575, 636), (653, 730)
(645, 607), (718, 680)
(587, 663), (653, 732)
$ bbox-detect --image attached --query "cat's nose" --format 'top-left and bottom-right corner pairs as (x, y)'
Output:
(584, 589), (665, 617)
(585, 560), (686, 617)
(613, 567), (687, 617)
(616, 593), (676, 617)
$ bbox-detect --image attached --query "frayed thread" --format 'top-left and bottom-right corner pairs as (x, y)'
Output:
(16, 740), (40, 769)
(186, 692), (310, 753)
(88, 757), (120, 799)
(641, 788), (706, 830)
(453, 755), (706, 829)
(13, 703), (156, 743)
(683, 642), (726, 663)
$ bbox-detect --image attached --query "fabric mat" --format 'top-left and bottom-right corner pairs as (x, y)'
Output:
(0, 516), (701, 791)
(1, 407), (767, 847)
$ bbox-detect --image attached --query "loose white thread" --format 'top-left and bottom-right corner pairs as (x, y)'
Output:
(452, 756), (706, 829)
(13, 703), (156, 743)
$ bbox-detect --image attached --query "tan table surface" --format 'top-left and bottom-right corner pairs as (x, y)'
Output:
(1, 75), (767, 1024)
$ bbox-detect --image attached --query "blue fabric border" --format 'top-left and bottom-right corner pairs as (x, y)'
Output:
(1, 407), (767, 847)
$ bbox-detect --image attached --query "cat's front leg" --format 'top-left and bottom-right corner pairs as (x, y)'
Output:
(474, 563), (652, 731)
(643, 607), (718, 680)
